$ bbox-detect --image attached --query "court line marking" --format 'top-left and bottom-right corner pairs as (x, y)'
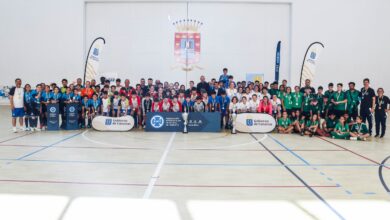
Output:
(379, 155), (390, 194)
(0, 158), (387, 167)
(250, 134), (345, 220)
(143, 132), (176, 199)
(317, 136), (390, 170)
(0, 143), (347, 152)
(0, 179), (338, 188)
(12, 132), (83, 161)
(268, 134), (353, 196)
(0, 132), (33, 143)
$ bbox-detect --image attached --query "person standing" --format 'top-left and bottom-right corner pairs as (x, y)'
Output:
(374, 88), (389, 138)
(196, 75), (210, 95)
(331, 83), (347, 118)
(219, 68), (229, 88)
(346, 82), (360, 121)
(360, 78), (376, 135)
(9, 78), (25, 132)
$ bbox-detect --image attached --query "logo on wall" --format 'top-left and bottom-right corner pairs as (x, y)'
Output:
(172, 19), (203, 71)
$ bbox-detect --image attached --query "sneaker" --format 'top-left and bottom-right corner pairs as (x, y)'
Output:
(12, 127), (17, 133)
(25, 127), (31, 131)
(350, 137), (357, 141)
(375, 134), (379, 138)
(35, 128), (41, 131)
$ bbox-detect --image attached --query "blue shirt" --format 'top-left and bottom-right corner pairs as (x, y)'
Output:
(62, 93), (74, 101)
(219, 74), (229, 87)
(42, 91), (53, 102)
(218, 95), (230, 110)
(182, 100), (194, 111)
(51, 93), (62, 102)
(24, 91), (33, 105)
(30, 90), (42, 104)
(90, 99), (101, 111)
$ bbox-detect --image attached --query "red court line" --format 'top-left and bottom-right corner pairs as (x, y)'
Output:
(317, 136), (390, 170)
(0, 132), (32, 143)
(0, 179), (339, 188)
(0, 143), (346, 152)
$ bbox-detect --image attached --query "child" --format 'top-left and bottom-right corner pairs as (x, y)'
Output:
(331, 116), (350, 140)
(350, 116), (369, 141)
(118, 94), (129, 116)
(302, 88), (313, 117)
(129, 91), (141, 126)
(296, 115), (306, 136)
(142, 93), (152, 128)
(30, 84), (42, 131)
(81, 95), (91, 128)
(310, 98), (321, 118)
(111, 91), (120, 117)
(90, 93), (101, 120)
(270, 95), (282, 118)
(41, 85), (52, 130)
(24, 84), (33, 131)
(182, 96), (193, 113)
(322, 113), (337, 135)
(278, 111), (293, 134)
(208, 91), (220, 112)
(101, 91), (111, 116)
(305, 114), (319, 137)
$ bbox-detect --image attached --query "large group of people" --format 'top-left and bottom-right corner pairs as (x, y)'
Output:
(8, 68), (389, 140)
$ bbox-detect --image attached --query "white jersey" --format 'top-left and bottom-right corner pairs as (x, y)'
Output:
(238, 102), (250, 112)
(10, 87), (24, 108)
(271, 98), (281, 112)
(102, 98), (110, 113)
(249, 99), (260, 113)
(172, 102), (181, 112)
(229, 102), (239, 113)
(112, 98), (120, 110)
(226, 88), (237, 99)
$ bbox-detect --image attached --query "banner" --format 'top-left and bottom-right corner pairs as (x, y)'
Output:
(65, 103), (79, 130)
(299, 42), (324, 87)
(274, 41), (281, 82)
(235, 113), (276, 133)
(83, 37), (106, 84)
(145, 112), (221, 132)
(246, 73), (264, 83)
(92, 116), (135, 131)
(47, 103), (59, 131)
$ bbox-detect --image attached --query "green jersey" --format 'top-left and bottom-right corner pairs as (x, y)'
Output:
(351, 123), (368, 134)
(345, 90), (360, 112)
(283, 93), (293, 110)
(292, 92), (303, 109)
(278, 118), (292, 128)
(310, 104), (320, 115)
(324, 90), (334, 99)
(306, 120), (319, 127)
(302, 94), (313, 112)
(269, 89), (278, 97)
(315, 93), (324, 109)
(331, 91), (347, 111)
(326, 118), (337, 129)
(335, 122), (349, 132)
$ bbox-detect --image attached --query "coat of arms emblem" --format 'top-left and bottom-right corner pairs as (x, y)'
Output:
(172, 19), (202, 71)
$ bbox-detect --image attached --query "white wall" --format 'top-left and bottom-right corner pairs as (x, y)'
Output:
(1, 0), (389, 92)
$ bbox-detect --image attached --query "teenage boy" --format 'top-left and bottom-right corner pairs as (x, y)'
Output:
(346, 82), (360, 121)
(360, 78), (376, 136)
(331, 83), (347, 118)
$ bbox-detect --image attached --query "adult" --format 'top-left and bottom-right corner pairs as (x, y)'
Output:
(359, 78), (376, 135)
(9, 78), (25, 132)
(196, 75), (210, 95)
(300, 79), (316, 94)
(374, 88), (389, 138)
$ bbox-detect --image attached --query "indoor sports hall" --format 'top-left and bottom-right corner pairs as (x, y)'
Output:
(0, 0), (389, 220)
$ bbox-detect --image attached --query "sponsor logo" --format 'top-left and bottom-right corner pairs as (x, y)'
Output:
(151, 115), (164, 128)
(93, 48), (99, 56)
(49, 107), (56, 113)
(105, 119), (112, 125)
(246, 119), (253, 126)
(310, 52), (316, 60)
(69, 106), (76, 113)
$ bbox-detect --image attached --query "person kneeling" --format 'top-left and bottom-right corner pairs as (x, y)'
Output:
(278, 111), (293, 134)
(350, 116), (369, 141)
(331, 116), (350, 140)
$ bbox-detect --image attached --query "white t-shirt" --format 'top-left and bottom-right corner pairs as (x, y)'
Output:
(238, 102), (250, 112)
(102, 98), (110, 113)
(10, 87), (24, 108)
(249, 99), (260, 112)
(229, 102), (239, 113)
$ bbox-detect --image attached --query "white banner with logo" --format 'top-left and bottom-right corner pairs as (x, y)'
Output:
(300, 42), (324, 87)
(92, 116), (134, 131)
(84, 37), (106, 82)
(235, 113), (276, 133)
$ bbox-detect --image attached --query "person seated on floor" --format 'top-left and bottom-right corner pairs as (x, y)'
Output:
(350, 116), (370, 141)
(331, 116), (350, 140)
(277, 111), (294, 134)
(322, 112), (337, 135)
(304, 114), (320, 137)
(295, 114), (306, 136)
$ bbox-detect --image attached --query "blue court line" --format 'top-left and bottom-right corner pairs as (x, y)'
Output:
(251, 134), (345, 220)
(268, 134), (353, 196)
(13, 132), (83, 161)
